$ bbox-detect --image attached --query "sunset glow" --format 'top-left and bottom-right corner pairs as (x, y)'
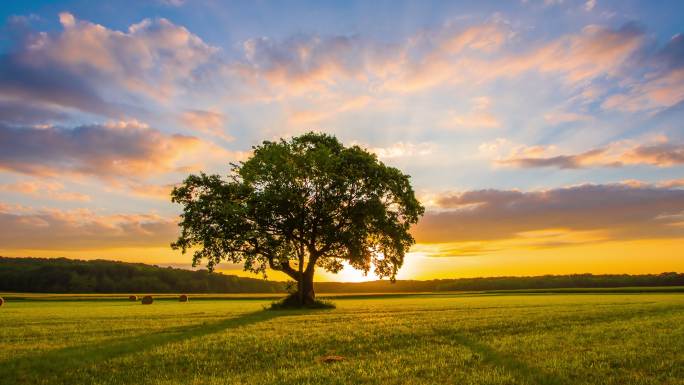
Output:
(0, 1), (683, 281)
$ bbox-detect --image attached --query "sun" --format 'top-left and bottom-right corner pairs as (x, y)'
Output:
(321, 262), (379, 282)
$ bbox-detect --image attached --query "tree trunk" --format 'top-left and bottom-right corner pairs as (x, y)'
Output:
(298, 256), (304, 305)
(296, 271), (315, 305)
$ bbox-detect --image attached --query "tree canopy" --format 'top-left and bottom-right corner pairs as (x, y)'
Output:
(171, 132), (424, 304)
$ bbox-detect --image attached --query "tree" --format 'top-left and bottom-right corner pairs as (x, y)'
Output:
(171, 132), (424, 305)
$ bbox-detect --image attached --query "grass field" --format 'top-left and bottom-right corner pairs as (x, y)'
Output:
(1, 292), (683, 385)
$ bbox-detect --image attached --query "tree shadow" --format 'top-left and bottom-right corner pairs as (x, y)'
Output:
(0, 309), (296, 385)
(436, 329), (568, 385)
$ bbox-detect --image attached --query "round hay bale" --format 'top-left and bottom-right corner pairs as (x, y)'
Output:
(179, 294), (189, 302)
(128, 295), (138, 301)
(0, 297), (4, 307)
(141, 295), (153, 305)
(319, 355), (345, 363)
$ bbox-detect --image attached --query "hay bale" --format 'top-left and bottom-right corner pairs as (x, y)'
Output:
(128, 295), (138, 301)
(318, 355), (344, 363)
(0, 297), (4, 307)
(179, 294), (189, 302)
(141, 295), (153, 305)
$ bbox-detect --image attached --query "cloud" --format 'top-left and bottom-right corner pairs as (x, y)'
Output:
(543, 111), (592, 125)
(602, 68), (684, 112)
(495, 138), (684, 169)
(397, 22), (646, 93)
(47, 13), (218, 98)
(0, 100), (70, 125)
(438, 23), (508, 55)
(179, 109), (231, 140)
(0, 121), (204, 178)
(602, 33), (684, 112)
(499, 148), (614, 169)
(411, 242), (501, 257)
(498, 23), (644, 83)
(234, 22), (510, 95)
(0, 12), (219, 118)
(0, 51), (116, 117)
(286, 95), (372, 125)
(367, 142), (436, 159)
(3, 12), (674, 122)
(0, 204), (177, 249)
(658, 179), (684, 188)
(584, 0), (596, 11)
(443, 96), (501, 130)
(158, 0), (185, 6)
(233, 33), (413, 102)
(622, 142), (684, 166)
(126, 182), (176, 200)
(228, 18), (659, 116)
(381, 23), (512, 92)
(412, 183), (684, 245)
(0, 180), (90, 201)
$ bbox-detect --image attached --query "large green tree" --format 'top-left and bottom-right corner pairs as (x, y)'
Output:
(171, 132), (424, 305)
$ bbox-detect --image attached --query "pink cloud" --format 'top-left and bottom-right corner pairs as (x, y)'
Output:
(602, 33), (684, 112)
(0, 121), (208, 179)
(44, 13), (217, 99)
(0, 204), (177, 249)
(0, 12), (220, 119)
(494, 138), (684, 169)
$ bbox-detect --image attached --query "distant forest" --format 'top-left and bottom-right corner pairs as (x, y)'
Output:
(1, 257), (683, 293)
(0, 257), (284, 293)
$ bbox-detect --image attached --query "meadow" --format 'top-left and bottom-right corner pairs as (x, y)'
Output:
(1, 292), (683, 385)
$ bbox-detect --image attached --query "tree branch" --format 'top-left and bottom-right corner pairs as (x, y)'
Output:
(266, 256), (299, 280)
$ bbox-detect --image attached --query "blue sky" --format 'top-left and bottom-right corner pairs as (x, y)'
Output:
(0, 0), (682, 279)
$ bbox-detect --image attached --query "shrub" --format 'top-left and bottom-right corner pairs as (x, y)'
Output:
(128, 295), (137, 301)
(0, 297), (4, 307)
(269, 293), (335, 310)
(179, 294), (189, 302)
(141, 295), (153, 305)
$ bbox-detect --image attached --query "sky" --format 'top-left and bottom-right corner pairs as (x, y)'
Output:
(0, 0), (682, 282)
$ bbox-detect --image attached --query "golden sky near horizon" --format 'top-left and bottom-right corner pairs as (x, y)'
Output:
(5, 237), (683, 282)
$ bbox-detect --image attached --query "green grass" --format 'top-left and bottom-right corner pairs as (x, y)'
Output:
(1, 292), (683, 385)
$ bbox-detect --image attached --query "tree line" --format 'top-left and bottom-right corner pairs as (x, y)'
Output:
(1, 257), (682, 293)
(315, 273), (684, 292)
(0, 257), (284, 293)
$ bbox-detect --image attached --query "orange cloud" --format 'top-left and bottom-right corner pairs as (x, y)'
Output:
(543, 111), (592, 124)
(500, 24), (643, 83)
(238, 34), (381, 94)
(443, 96), (501, 130)
(180, 109), (232, 140)
(439, 23), (508, 54)
(367, 142), (436, 159)
(602, 34), (684, 112)
(0, 180), (90, 202)
(384, 23), (644, 93)
(126, 183), (176, 200)
(658, 178), (684, 188)
(286, 95), (372, 125)
(495, 138), (684, 169)
(234, 22), (511, 96)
